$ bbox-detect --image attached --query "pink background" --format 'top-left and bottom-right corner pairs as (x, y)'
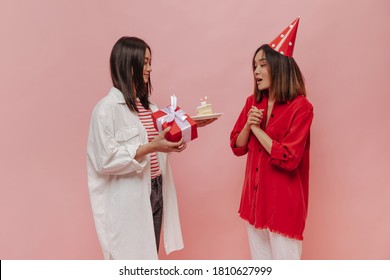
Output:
(1, 0), (389, 259)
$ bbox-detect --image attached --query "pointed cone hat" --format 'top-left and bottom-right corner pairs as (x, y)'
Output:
(269, 17), (300, 57)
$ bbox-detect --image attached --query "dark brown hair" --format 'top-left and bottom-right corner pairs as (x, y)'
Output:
(253, 44), (306, 103)
(110, 36), (152, 112)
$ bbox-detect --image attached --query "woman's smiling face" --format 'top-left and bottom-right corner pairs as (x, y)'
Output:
(143, 48), (152, 84)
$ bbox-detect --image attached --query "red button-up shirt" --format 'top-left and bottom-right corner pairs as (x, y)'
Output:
(230, 94), (314, 240)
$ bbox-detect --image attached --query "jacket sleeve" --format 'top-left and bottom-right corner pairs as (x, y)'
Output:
(87, 102), (147, 175)
(230, 97), (251, 156)
(270, 105), (313, 171)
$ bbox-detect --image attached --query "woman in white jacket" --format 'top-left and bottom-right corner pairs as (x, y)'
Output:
(87, 37), (187, 259)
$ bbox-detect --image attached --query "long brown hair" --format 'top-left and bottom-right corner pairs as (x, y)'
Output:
(253, 44), (306, 103)
(110, 36), (152, 112)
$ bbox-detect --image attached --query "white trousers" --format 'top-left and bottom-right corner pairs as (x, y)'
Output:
(247, 224), (302, 260)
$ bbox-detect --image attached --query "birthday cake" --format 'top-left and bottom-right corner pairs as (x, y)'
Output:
(196, 97), (213, 116)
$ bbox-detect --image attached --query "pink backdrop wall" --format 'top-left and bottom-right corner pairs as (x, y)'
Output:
(1, 0), (389, 259)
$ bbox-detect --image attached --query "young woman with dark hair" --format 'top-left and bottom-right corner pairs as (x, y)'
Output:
(87, 36), (187, 259)
(230, 18), (314, 259)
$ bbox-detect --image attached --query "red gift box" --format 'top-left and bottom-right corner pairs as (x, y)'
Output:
(152, 100), (198, 143)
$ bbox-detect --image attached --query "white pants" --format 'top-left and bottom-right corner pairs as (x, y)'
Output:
(247, 224), (302, 260)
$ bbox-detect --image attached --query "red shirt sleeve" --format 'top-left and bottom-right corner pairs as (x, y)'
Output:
(270, 103), (314, 171)
(230, 96), (253, 156)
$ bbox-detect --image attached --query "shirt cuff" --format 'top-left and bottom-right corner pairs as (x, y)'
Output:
(270, 140), (288, 166)
(230, 134), (248, 156)
(231, 145), (248, 156)
(126, 143), (147, 173)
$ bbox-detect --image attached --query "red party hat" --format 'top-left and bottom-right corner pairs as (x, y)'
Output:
(269, 17), (300, 57)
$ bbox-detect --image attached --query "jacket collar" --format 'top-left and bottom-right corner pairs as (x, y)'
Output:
(109, 87), (126, 104)
(108, 86), (158, 111)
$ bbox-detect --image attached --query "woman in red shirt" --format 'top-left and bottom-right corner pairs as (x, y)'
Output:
(230, 18), (313, 259)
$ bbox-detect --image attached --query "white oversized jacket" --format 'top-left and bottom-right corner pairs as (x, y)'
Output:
(87, 87), (183, 259)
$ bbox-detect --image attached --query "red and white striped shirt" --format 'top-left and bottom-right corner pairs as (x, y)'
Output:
(136, 99), (162, 179)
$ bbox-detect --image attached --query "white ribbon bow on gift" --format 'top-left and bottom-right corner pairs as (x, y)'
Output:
(155, 95), (192, 142)
(159, 95), (187, 124)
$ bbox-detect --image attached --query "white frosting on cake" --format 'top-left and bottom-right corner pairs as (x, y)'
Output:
(196, 100), (213, 115)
